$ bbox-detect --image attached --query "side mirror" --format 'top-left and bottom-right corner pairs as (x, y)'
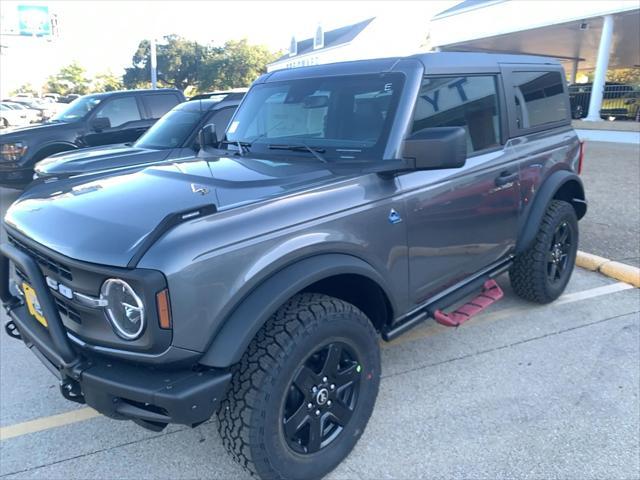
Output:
(402, 127), (467, 170)
(91, 117), (111, 132)
(198, 123), (218, 149)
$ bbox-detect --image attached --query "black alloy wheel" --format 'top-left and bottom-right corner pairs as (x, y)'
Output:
(283, 341), (361, 454)
(547, 221), (572, 284)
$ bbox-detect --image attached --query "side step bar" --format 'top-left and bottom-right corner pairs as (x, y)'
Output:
(382, 259), (510, 341)
(432, 279), (503, 327)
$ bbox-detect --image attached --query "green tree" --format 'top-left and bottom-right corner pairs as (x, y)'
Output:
(45, 62), (91, 95)
(200, 39), (281, 91)
(93, 70), (123, 92)
(11, 83), (40, 96)
(123, 35), (216, 91)
(585, 68), (640, 85)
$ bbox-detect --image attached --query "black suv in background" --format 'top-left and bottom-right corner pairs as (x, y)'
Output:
(0, 89), (185, 189)
(33, 95), (242, 183)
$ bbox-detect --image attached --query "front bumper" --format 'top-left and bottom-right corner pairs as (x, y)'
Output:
(1, 242), (231, 430)
(0, 165), (33, 189)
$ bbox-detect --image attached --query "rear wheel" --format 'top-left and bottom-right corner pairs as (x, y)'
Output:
(218, 293), (380, 480)
(510, 200), (578, 304)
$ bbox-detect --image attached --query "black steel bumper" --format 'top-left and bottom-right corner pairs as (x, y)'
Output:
(0, 167), (33, 189)
(1, 242), (231, 430)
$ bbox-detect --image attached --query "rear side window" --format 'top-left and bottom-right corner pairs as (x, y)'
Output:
(512, 71), (568, 128)
(95, 96), (141, 128)
(208, 107), (236, 134)
(142, 94), (181, 119)
(412, 76), (501, 154)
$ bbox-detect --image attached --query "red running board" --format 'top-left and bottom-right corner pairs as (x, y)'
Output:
(433, 279), (504, 327)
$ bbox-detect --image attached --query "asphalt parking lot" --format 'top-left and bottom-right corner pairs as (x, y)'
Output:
(1, 141), (639, 480)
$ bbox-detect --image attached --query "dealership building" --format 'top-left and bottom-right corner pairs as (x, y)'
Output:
(268, 0), (639, 122)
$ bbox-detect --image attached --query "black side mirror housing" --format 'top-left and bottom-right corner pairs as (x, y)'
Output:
(91, 117), (111, 132)
(198, 123), (218, 150)
(402, 126), (467, 170)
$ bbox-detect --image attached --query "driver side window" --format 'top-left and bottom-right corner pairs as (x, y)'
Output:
(95, 97), (141, 128)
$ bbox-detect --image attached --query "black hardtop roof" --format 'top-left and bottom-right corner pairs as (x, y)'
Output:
(261, 51), (561, 82)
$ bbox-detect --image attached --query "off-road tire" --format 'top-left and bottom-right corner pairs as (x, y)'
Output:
(510, 200), (578, 303)
(217, 293), (381, 480)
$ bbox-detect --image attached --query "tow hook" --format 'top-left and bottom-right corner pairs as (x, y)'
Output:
(60, 379), (86, 405)
(4, 320), (21, 340)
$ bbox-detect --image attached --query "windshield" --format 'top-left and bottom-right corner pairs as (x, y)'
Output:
(226, 73), (404, 161)
(52, 95), (102, 122)
(135, 101), (209, 149)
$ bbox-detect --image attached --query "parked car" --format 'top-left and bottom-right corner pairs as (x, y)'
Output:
(189, 88), (247, 101)
(3, 98), (51, 122)
(0, 89), (185, 189)
(60, 94), (81, 104)
(2, 102), (41, 124)
(1, 53), (586, 480)
(33, 95), (242, 183)
(600, 89), (640, 121)
(568, 82), (636, 119)
(0, 104), (29, 128)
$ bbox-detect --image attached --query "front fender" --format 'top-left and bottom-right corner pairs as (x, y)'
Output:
(199, 253), (392, 368)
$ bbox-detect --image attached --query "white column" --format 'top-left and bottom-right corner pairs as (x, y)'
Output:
(585, 15), (614, 121)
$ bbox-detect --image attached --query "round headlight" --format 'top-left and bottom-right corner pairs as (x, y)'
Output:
(100, 279), (145, 340)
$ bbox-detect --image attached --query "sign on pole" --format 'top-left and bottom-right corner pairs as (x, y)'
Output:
(17, 5), (51, 37)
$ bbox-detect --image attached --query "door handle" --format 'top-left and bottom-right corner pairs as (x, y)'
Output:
(495, 171), (518, 187)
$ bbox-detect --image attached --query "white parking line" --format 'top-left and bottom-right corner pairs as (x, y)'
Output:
(0, 282), (635, 441)
(385, 281), (634, 347)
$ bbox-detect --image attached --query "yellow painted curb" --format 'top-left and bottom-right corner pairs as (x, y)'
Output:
(575, 251), (609, 271)
(600, 261), (640, 288)
(576, 251), (640, 288)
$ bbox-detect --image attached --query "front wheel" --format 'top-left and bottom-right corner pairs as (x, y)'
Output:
(218, 293), (381, 480)
(510, 200), (578, 304)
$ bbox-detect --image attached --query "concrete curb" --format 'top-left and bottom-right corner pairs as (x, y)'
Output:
(576, 251), (640, 288)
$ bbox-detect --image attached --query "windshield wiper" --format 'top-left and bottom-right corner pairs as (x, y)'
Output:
(268, 143), (328, 163)
(217, 139), (251, 156)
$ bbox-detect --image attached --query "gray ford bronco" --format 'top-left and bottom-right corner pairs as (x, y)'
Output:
(1, 53), (586, 479)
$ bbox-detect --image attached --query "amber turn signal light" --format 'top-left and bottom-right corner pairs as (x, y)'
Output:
(156, 289), (172, 329)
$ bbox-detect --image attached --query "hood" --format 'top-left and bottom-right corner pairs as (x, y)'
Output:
(5, 155), (347, 267)
(0, 120), (69, 139)
(35, 145), (171, 178)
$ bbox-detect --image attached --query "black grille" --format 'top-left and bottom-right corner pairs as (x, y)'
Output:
(13, 264), (82, 324)
(54, 298), (82, 324)
(8, 235), (73, 281)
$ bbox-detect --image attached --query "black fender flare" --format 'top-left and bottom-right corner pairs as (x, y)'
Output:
(199, 254), (393, 368)
(29, 142), (78, 166)
(516, 170), (586, 254)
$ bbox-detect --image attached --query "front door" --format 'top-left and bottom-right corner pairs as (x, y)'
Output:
(83, 96), (150, 147)
(399, 74), (521, 305)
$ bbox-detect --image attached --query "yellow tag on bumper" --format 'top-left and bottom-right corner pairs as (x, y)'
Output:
(22, 283), (48, 327)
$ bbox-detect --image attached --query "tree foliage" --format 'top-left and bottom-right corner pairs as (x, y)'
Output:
(606, 68), (640, 85)
(123, 35), (216, 91)
(199, 39), (281, 91)
(123, 35), (280, 93)
(11, 83), (40, 96)
(45, 62), (91, 95)
(93, 70), (124, 92)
